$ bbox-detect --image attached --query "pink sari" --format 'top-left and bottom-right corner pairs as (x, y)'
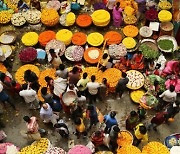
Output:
(112, 6), (123, 27)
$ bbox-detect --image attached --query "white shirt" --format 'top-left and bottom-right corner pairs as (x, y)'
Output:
(159, 90), (177, 103)
(87, 82), (100, 95)
(19, 89), (37, 103)
(77, 95), (86, 103)
(56, 68), (68, 79)
(40, 103), (53, 120)
(0, 82), (3, 92)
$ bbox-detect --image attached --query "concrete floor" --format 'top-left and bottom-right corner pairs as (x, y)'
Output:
(1, 91), (180, 152)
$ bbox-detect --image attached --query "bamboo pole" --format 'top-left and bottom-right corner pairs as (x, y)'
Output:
(97, 39), (108, 68)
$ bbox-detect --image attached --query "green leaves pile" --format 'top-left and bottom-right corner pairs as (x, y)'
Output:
(158, 39), (174, 51)
(139, 44), (159, 59)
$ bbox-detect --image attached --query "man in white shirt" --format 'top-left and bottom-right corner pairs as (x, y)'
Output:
(19, 84), (39, 109)
(159, 85), (177, 109)
(86, 75), (100, 104)
(40, 103), (58, 126)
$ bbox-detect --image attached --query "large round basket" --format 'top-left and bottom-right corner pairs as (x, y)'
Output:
(62, 91), (77, 106)
(126, 70), (145, 90)
(164, 133), (180, 149)
(19, 47), (37, 63)
(0, 45), (12, 59)
(157, 35), (178, 53)
(0, 31), (17, 44)
(117, 130), (133, 147)
(160, 22), (174, 35)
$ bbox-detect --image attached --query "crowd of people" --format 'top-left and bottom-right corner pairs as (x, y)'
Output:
(0, 0), (179, 153)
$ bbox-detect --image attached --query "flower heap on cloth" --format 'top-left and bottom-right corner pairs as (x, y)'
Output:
(72, 32), (87, 46)
(56, 29), (73, 46)
(130, 89), (145, 103)
(123, 25), (139, 38)
(117, 145), (141, 154)
(60, 12), (76, 26)
(19, 138), (50, 154)
(0, 63), (7, 73)
(46, 0), (61, 11)
(15, 64), (40, 85)
(21, 32), (39, 46)
(38, 68), (56, 87)
(117, 130), (133, 147)
(142, 141), (170, 154)
(109, 43), (127, 59)
(158, 1), (172, 10)
(45, 39), (66, 62)
(102, 68), (122, 93)
(124, 15), (137, 25)
(41, 8), (59, 26)
(91, 9), (110, 27)
(122, 37), (136, 49)
(84, 47), (103, 64)
(0, 10), (12, 24)
(76, 14), (92, 27)
(38, 31), (56, 47)
(104, 31), (122, 45)
(24, 9), (41, 24)
(45, 147), (66, 154)
(11, 12), (26, 26)
(19, 47), (37, 63)
(126, 70), (145, 90)
(68, 145), (92, 154)
(65, 45), (84, 61)
(158, 10), (172, 22)
(81, 67), (103, 83)
(145, 8), (158, 21)
(87, 32), (104, 46)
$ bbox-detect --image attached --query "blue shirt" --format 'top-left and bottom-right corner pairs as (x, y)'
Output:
(104, 114), (118, 128)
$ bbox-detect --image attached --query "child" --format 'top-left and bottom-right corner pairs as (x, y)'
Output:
(74, 117), (87, 139)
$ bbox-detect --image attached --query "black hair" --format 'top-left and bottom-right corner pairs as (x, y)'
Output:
(110, 111), (116, 118)
(11, 80), (16, 86)
(74, 117), (81, 125)
(102, 53), (108, 59)
(24, 70), (31, 75)
(54, 123), (60, 128)
(49, 49), (55, 54)
(41, 87), (47, 95)
(94, 131), (102, 137)
(83, 72), (88, 79)
(113, 125), (120, 132)
(139, 125), (147, 135)
(130, 111), (137, 117)
(23, 116), (31, 123)
(91, 75), (96, 82)
(22, 84), (28, 90)
(87, 105), (94, 111)
(169, 85), (175, 92)
(155, 63), (161, 69)
(77, 91), (81, 97)
(0, 73), (6, 81)
(59, 64), (65, 70)
(122, 72), (127, 78)
(45, 76), (51, 82)
(72, 66), (78, 74)
(39, 101), (43, 106)
(154, 80), (159, 86)
(116, 2), (120, 8)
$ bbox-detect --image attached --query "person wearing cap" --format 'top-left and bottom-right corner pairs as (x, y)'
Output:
(104, 111), (118, 133)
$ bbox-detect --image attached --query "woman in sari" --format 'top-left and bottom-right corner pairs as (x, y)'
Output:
(112, 2), (123, 28)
